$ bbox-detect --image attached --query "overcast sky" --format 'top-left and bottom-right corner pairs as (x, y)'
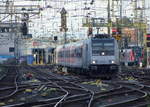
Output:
(0, 0), (150, 39)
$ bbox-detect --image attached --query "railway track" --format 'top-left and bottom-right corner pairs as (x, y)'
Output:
(26, 66), (92, 107)
(116, 67), (150, 106)
(0, 66), (67, 107)
(92, 89), (146, 107)
(16, 66), (148, 107)
(0, 65), (149, 107)
(10, 66), (95, 107)
(0, 66), (19, 102)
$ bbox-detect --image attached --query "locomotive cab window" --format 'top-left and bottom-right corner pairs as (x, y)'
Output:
(92, 39), (115, 56)
(104, 43), (114, 50)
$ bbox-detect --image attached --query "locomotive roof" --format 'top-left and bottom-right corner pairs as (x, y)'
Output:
(91, 37), (115, 40)
(56, 37), (115, 50)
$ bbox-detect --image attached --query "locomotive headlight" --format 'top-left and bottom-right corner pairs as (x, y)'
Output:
(111, 60), (115, 64)
(102, 52), (105, 56)
(92, 60), (96, 64)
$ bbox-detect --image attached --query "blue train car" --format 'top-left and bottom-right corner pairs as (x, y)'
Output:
(120, 46), (143, 66)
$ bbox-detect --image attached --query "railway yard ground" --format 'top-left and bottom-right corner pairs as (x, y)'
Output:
(0, 65), (150, 107)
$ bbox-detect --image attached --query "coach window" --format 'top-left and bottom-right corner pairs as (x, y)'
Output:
(68, 50), (70, 57)
(61, 51), (64, 57)
(80, 48), (82, 57)
(77, 49), (79, 57)
(66, 50), (69, 57)
(58, 52), (60, 57)
(63, 51), (66, 57)
(72, 49), (75, 57)
(70, 50), (73, 57)
(75, 48), (79, 57)
(75, 48), (77, 57)
(75, 48), (82, 58)
(65, 50), (67, 57)
(58, 51), (62, 57)
(78, 48), (82, 57)
(74, 48), (77, 57)
(68, 50), (71, 57)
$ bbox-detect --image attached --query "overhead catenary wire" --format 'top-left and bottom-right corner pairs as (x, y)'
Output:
(0, 0), (149, 41)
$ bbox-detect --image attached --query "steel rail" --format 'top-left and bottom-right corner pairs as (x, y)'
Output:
(27, 66), (69, 107)
(0, 66), (19, 100)
(28, 66), (94, 107)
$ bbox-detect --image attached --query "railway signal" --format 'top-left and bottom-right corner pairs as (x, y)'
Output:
(146, 34), (150, 47)
(112, 28), (121, 40)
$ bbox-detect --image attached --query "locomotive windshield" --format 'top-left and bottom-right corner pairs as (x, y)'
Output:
(92, 39), (114, 56)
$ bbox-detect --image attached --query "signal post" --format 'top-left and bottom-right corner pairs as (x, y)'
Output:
(60, 8), (68, 73)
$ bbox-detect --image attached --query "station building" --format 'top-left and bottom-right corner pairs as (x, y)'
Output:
(0, 22), (22, 63)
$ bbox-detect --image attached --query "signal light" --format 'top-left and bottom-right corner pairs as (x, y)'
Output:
(112, 28), (117, 35)
(117, 27), (122, 34)
(112, 28), (121, 35)
(147, 42), (150, 47)
(146, 34), (150, 40)
(146, 34), (150, 47)
(112, 28), (121, 40)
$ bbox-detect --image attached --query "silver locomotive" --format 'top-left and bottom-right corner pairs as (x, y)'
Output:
(55, 35), (120, 78)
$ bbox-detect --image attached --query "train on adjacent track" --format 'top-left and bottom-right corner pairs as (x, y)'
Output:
(120, 46), (144, 67)
(55, 34), (120, 78)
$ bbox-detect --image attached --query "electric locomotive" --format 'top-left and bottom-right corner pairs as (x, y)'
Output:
(55, 34), (119, 78)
